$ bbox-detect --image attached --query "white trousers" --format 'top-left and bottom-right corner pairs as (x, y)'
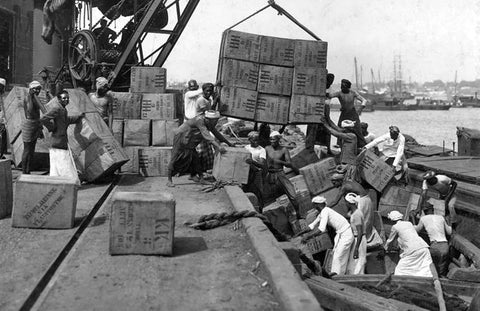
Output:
(347, 235), (367, 275)
(49, 148), (80, 185)
(331, 229), (354, 275)
(395, 247), (433, 277)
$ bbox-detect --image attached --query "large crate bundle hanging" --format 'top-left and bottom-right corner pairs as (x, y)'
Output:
(216, 1), (328, 125)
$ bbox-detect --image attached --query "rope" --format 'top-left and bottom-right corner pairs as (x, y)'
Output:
(225, 3), (271, 31)
(189, 210), (267, 229)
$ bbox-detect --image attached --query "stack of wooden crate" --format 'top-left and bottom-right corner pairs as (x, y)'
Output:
(217, 30), (328, 124)
(113, 67), (181, 177)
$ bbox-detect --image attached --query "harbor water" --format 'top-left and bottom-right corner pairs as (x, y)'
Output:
(330, 107), (480, 150)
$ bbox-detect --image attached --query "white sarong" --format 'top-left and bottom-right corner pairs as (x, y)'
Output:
(331, 228), (354, 275)
(395, 247), (433, 277)
(49, 148), (80, 185)
(347, 235), (367, 275)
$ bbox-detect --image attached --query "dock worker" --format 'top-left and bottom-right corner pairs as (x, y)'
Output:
(328, 79), (367, 148)
(302, 196), (354, 276)
(40, 90), (84, 183)
(421, 171), (458, 229)
(321, 112), (359, 181)
(167, 110), (233, 187)
(0, 78), (7, 159)
(89, 77), (113, 129)
(92, 19), (116, 50)
(344, 193), (367, 274)
(414, 203), (452, 276)
(265, 130), (301, 218)
(183, 79), (202, 121)
(244, 131), (266, 210)
(360, 122), (376, 144)
(384, 210), (433, 277)
(22, 81), (45, 174)
(364, 125), (407, 181)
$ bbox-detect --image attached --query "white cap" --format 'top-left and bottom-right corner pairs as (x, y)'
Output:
(0, 78), (6, 86)
(344, 192), (358, 204)
(204, 110), (220, 119)
(29, 80), (42, 89)
(311, 195), (327, 204)
(387, 210), (403, 221)
(341, 120), (355, 128)
(96, 77), (108, 89)
(270, 130), (281, 138)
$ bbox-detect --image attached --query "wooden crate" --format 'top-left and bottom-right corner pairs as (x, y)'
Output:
(141, 93), (176, 120)
(66, 88), (98, 114)
(221, 30), (261, 62)
(151, 119), (179, 146)
(212, 147), (250, 184)
(111, 119), (124, 146)
(110, 92), (142, 119)
(259, 35), (295, 67)
(0, 159), (13, 219)
(12, 175), (78, 229)
(123, 119), (151, 147)
(262, 200), (293, 236)
(109, 191), (175, 255)
(294, 40), (328, 68)
(358, 149), (395, 192)
(138, 147), (172, 177)
(255, 93), (289, 124)
(289, 146), (320, 170)
(305, 232), (333, 255)
(257, 64), (293, 96)
(289, 174), (309, 193)
(289, 94), (325, 123)
(219, 86), (257, 120)
(130, 67), (167, 93)
(300, 157), (336, 195)
(121, 146), (140, 173)
(220, 58), (259, 90)
(292, 67), (327, 96)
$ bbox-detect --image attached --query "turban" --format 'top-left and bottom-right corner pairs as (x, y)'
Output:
(311, 196), (327, 204)
(204, 110), (220, 119)
(188, 79), (199, 90)
(96, 77), (108, 89)
(247, 131), (259, 139)
(387, 210), (403, 221)
(331, 173), (344, 181)
(341, 79), (352, 88)
(345, 192), (359, 204)
(29, 81), (42, 89)
(423, 170), (436, 180)
(0, 78), (5, 86)
(269, 131), (281, 138)
(341, 120), (355, 128)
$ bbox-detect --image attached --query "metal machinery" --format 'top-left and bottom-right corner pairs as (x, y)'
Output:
(67, 0), (199, 90)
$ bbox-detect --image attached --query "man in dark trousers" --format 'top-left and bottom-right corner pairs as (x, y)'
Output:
(40, 90), (84, 183)
(22, 81), (45, 174)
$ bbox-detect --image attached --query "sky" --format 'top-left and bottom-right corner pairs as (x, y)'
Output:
(103, 0), (480, 84)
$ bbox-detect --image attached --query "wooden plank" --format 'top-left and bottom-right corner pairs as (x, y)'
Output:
(305, 276), (428, 311)
(0, 159), (13, 218)
(451, 234), (480, 269)
(447, 267), (480, 283)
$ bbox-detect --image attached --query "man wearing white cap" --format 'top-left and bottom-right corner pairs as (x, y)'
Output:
(344, 193), (367, 274)
(167, 110), (233, 187)
(0, 78), (6, 158)
(244, 131), (266, 209)
(21, 81), (45, 174)
(89, 77), (113, 129)
(385, 210), (433, 277)
(303, 195), (354, 275)
(265, 130), (301, 217)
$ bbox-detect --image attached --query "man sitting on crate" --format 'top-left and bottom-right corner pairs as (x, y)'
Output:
(40, 90), (84, 184)
(167, 110), (233, 187)
(301, 195), (354, 276)
(265, 131), (302, 218)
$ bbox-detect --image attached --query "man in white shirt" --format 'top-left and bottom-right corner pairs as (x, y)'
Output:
(302, 196), (354, 275)
(415, 204), (452, 276)
(244, 131), (266, 209)
(183, 79), (202, 120)
(364, 125), (406, 172)
(385, 210), (433, 277)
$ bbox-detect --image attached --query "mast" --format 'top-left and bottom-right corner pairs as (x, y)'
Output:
(454, 70), (458, 104)
(360, 65), (363, 89)
(370, 68), (376, 93)
(354, 57), (359, 89)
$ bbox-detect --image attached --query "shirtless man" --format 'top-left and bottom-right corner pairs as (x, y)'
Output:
(89, 77), (113, 130)
(421, 171), (458, 228)
(265, 131), (301, 217)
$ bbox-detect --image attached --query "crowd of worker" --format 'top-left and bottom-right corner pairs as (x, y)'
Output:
(0, 66), (459, 280)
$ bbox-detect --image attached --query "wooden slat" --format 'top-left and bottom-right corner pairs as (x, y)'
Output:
(451, 234), (480, 269)
(305, 276), (428, 311)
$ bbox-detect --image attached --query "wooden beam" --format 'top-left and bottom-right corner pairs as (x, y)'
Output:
(451, 234), (480, 269)
(305, 276), (428, 311)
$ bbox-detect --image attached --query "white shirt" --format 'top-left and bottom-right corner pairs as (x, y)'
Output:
(365, 132), (405, 167)
(244, 145), (266, 163)
(364, 132), (376, 144)
(386, 221), (429, 255)
(184, 89), (203, 119)
(308, 207), (351, 234)
(415, 214), (452, 243)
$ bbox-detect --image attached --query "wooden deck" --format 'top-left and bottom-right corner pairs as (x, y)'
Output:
(407, 156), (480, 184)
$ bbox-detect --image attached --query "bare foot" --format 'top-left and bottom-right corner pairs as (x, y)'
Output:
(166, 181), (175, 187)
